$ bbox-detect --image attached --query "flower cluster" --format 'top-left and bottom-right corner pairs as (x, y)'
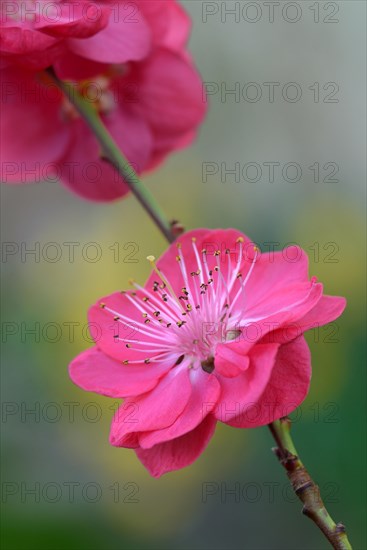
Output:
(1, 0), (206, 200)
(69, 229), (346, 477)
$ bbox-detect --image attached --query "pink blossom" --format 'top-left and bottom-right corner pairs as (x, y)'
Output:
(0, 1), (206, 200)
(69, 229), (346, 477)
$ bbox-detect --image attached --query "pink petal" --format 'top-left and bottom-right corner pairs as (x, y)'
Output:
(214, 343), (279, 424)
(67, 3), (151, 64)
(2, 42), (66, 71)
(59, 107), (152, 201)
(137, 1), (191, 50)
(109, 368), (192, 447)
(53, 53), (108, 79)
(145, 128), (196, 171)
(295, 294), (346, 333)
(135, 414), (217, 477)
(227, 336), (312, 427)
(69, 347), (172, 398)
(214, 340), (251, 378)
(128, 49), (206, 146)
(244, 283), (324, 346)
(242, 281), (324, 326)
(35, 2), (110, 38)
(234, 247), (310, 315)
(0, 27), (57, 55)
(0, 68), (70, 183)
(260, 295), (346, 345)
(139, 368), (221, 448)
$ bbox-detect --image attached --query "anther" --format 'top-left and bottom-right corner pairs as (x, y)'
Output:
(148, 258), (183, 310)
(175, 355), (185, 365)
(201, 357), (215, 374)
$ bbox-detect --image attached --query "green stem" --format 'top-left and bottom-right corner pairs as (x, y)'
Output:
(269, 417), (352, 550)
(47, 69), (174, 243)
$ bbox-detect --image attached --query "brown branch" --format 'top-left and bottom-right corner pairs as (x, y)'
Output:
(268, 417), (352, 550)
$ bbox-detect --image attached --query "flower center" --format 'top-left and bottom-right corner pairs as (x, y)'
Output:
(61, 76), (115, 120)
(100, 237), (259, 372)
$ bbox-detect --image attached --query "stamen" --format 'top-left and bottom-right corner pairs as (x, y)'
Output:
(104, 239), (262, 370)
(102, 304), (169, 342)
(227, 246), (259, 317)
(147, 255), (183, 310)
(131, 281), (179, 323)
(120, 352), (175, 365)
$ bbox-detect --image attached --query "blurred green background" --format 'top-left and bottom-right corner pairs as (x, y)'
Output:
(1, 1), (366, 549)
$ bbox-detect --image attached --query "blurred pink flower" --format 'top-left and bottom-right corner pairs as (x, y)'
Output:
(0, 1), (206, 200)
(1, 1), (111, 69)
(69, 229), (346, 477)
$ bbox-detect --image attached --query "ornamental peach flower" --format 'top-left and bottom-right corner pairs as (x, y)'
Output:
(0, 1), (206, 200)
(69, 229), (346, 477)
